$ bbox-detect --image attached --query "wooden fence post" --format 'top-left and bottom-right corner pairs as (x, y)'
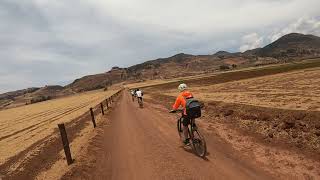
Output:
(90, 108), (96, 128)
(100, 102), (104, 115)
(58, 123), (73, 165)
(106, 99), (109, 108)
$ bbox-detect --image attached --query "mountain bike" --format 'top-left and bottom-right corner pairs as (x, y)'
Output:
(170, 109), (207, 157)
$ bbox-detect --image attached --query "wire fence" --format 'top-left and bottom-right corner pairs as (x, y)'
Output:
(57, 88), (123, 165)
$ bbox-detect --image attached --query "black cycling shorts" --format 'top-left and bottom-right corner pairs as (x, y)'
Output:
(138, 97), (143, 101)
(181, 115), (191, 126)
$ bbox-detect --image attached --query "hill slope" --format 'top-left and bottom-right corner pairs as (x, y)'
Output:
(257, 33), (320, 58)
(0, 85), (72, 109)
(66, 67), (127, 92)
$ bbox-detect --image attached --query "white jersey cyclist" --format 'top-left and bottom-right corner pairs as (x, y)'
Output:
(136, 90), (143, 97)
(135, 89), (143, 104)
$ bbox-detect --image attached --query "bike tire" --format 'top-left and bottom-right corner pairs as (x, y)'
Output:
(139, 101), (143, 108)
(177, 118), (183, 142)
(191, 128), (207, 157)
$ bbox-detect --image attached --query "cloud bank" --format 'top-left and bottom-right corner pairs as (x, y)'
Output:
(239, 33), (264, 52)
(0, 0), (320, 92)
(239, 16), (320, 52)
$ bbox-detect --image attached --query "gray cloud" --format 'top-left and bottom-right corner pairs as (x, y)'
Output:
(268, 16), (320, 42)
(239, 33), (264, 52)
(239, 16), (320, 52)
(0, 0), (320, 93)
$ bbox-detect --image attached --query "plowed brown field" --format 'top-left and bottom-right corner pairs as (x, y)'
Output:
(0, 89), (116, 175)
(164, 67), (320, 111)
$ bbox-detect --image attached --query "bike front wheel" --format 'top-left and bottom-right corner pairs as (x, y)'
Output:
(177, 118), (183, 142)
(191, 128), (207, 157)
(139, 101), (143, 108)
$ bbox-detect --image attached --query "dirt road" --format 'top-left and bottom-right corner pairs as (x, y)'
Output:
(86, 92), (275, 180)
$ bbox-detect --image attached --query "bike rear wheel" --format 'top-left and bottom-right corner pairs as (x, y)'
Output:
(191, 127), (207, 157)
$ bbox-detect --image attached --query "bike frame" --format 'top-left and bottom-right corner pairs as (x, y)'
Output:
(178, 118), (196, 140)
(188, 119), (196, 139)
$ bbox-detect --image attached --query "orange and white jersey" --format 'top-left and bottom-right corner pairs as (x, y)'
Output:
(172, 91), (193, 115)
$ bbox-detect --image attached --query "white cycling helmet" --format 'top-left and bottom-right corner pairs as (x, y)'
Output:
(178, 83), (187, 92)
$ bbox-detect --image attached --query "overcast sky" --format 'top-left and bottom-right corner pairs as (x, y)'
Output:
(0, 0), (319, 93)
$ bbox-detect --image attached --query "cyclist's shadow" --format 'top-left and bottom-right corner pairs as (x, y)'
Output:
(179, 145), (210, 161)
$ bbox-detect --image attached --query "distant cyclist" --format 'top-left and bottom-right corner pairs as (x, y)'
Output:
(171, 83), (194, 145)
(130, 90), (135, 101)
(135, 88), (143, 104)
(134, 89), (137, 97)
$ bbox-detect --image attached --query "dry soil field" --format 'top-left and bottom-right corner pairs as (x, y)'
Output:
(141, 62), (320, 178)
(0, 89), (116, 177)
(164, 67), (320, 111)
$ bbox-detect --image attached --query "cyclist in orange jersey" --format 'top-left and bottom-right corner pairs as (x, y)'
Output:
(171, 83), (193, 145)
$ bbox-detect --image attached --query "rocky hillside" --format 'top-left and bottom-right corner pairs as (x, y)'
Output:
(0, 85), (72, 110)
(256, 33), (320, 58)
(66, 67), (127, 92)
(127, 53), (245, 78)
(0, 87), (40, 101)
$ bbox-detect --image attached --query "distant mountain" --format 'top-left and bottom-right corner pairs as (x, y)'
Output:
(67, 33), (320, 92)
(32, 85), (64, 97)
(214, 51), (230, 56)
(0, 87), (40, 101)
(66, 67), (127, 92)
(257, 33), (320, 58)
(1, 33), (319, 109)
(243, 48), (262, 56)
(0, 85), (71, 110)
(67, 53), (250, 92)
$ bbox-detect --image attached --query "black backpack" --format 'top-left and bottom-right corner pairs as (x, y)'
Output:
(185, 97), (201, 119)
